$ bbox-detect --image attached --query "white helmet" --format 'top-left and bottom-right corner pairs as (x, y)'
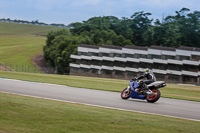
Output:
(144, 68), (150, 74)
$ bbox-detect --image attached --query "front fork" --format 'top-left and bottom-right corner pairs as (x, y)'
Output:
(123, 86), (131, 95)
(125, 86), (131, 92)
(125, 81), (135, 93)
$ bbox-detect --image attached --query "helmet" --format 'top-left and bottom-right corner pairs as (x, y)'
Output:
(144, 68), (150, 74)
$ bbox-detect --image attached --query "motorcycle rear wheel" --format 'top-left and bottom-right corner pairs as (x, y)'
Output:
(146, 89), (161, 103)
(121, 88), (131, 99)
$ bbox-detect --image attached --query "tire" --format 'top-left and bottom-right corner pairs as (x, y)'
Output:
(121, 88), (131, 99)
(146, 89), (161, 103)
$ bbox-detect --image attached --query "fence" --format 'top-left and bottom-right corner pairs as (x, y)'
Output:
(0, 64), (56, 74)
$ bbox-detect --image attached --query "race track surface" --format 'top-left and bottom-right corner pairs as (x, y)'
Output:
(0, 78), (200, 121)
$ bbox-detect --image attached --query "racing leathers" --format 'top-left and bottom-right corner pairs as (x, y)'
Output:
(136, 70), (156, 94)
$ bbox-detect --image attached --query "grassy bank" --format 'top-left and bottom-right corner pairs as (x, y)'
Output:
(0, 22), (63, 67)
(0, 92), (199, 133)
(0, 35), (45, 67)
(0, 22), (62, 36)
(0, 71), (199, 102)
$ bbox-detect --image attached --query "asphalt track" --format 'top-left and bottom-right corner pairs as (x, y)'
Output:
(0, 78), (200, 122)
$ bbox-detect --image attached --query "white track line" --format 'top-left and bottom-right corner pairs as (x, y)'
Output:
(0, 90), (200, 122)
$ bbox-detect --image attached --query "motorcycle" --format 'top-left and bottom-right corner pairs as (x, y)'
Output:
(121, 79), (166, 103)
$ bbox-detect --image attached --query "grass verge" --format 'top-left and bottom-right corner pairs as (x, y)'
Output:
(0, 92), (199, 133)
(0, 35), (45, 67)
(0, 71), (200, 102)
(0, 22), (63, 67)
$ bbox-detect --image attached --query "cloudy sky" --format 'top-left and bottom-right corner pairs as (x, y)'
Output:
(0, 0), (199, 25)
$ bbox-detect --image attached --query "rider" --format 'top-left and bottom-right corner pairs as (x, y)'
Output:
(134, 68), (156, 95)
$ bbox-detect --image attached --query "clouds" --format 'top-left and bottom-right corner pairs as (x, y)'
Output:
(0, 0), (199, 24)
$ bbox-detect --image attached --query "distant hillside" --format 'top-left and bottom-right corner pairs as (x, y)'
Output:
(0, 22), (64, 36)
(0, 18), (68, 28)
(0, 22), (66, 70)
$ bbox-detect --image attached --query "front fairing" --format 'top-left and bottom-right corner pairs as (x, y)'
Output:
(129, 80), (140, 91)
(129, 80), (145, 100)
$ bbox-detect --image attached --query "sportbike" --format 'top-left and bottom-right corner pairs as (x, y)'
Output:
(121, 79), (166, 103)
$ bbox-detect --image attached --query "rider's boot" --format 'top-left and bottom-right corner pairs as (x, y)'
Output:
(142, 83), (153, 95)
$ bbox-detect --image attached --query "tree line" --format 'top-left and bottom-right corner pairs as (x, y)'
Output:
(0, 18), (67, 27)
(44, 8), (200, 74)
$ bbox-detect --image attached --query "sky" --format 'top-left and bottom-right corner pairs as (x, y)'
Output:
(0, 0), (199, 25)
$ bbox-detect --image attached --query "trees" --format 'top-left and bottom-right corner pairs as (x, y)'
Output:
(178, 9), (200, 47)
(130, 11), (153, 46)
(69, 16), (133, 46)
(152, 8), (200, 48)
(68, 13), (155, 47)
(44, 29), (76, 74)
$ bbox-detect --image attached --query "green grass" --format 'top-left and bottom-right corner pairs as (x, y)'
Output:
(0, 35), (45, 66)
(0, 92), (199, 133)
(0, 22), (64, 67)
(0, 22), (62, 36)
(0, 71), (200, 102)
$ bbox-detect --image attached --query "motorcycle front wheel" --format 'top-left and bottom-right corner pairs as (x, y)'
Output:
(121, 88), (131, 99)
(146, 89), (161, 103)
